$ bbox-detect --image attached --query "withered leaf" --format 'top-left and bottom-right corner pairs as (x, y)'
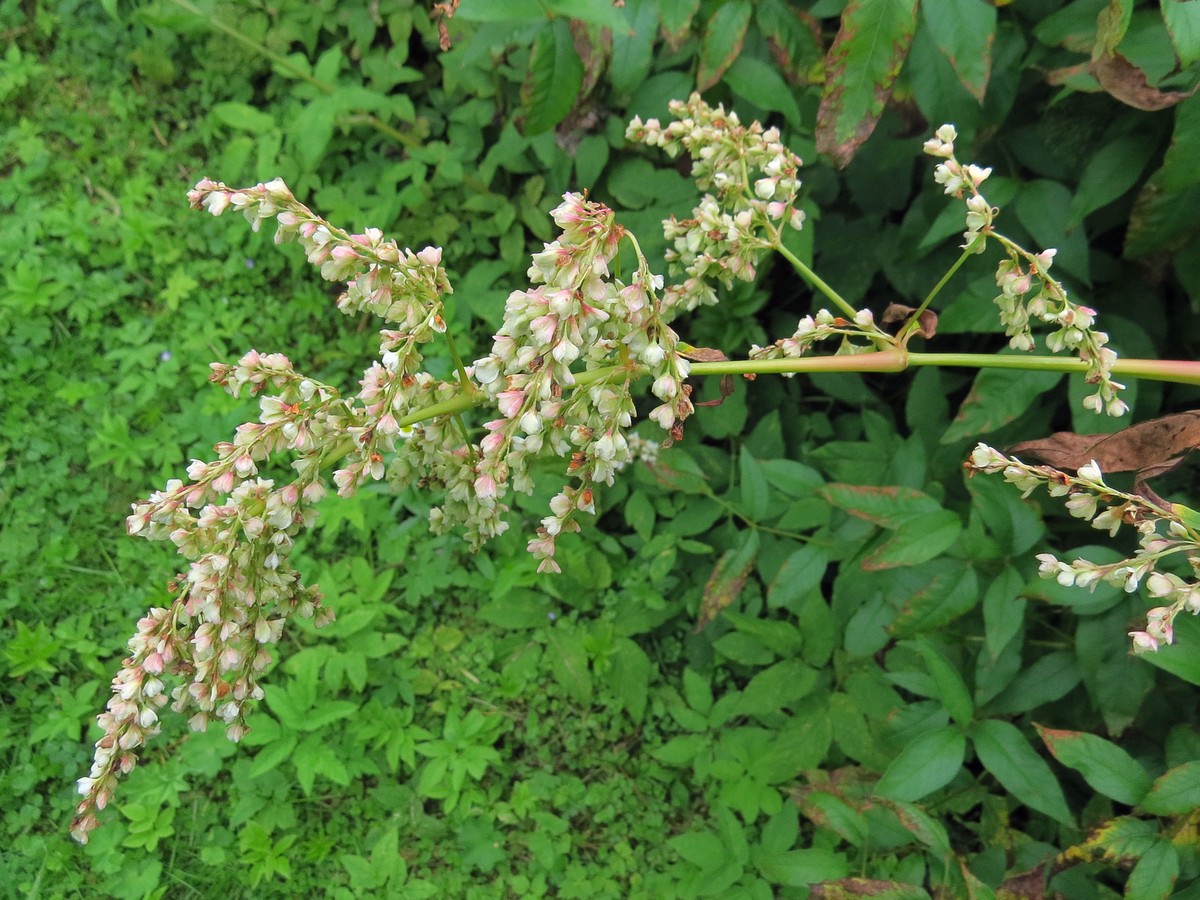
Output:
(1089, 52), (1199, 111)
(679, 345), (730, 362)
(881, 303), (938, 340)
(1008, 411), (1200, 505)
(695, 374), (735, 407)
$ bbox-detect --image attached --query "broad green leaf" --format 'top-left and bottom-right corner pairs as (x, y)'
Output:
(985, 650), (1080, 715)
(548, 627), (593, 704)
(1016, 181), (1093, 282)
(476, 594), (553, 628)
(1035, 725), (1153, 804)
(723, 55), (802, 125)
(212, 102), (276, 133)
(738, 446), (771, 520)
(659, 0), (701, 48)
(981, 566), (1026, 661)
(913, 637), (974, 727)
(816, 0), (918, 167)
(861, 509), (962, 570)
(889, 562), (979, 638)
(249, 732), (298, 779)
(761, 459), (824, 496)
(610, 638), (650, 722)
(609, 0), (655, 96)
(457, 0), (625, 29)
(670, 829), (728, 868)
(1164, 0), (1200, 67)
(767, 545), (828, 610)
(971, 719), (1073, 824)
(920, 0), (996, 102)
(752, 848), (850, 887)
(696, 1), (752, 91)
(941, 367), (1063, 443)
(760, 804), (800, 854)
(1125, 840), (1181, 900)
(1069, 134), (1159, 226)
(654, 734), (706, 765)
(818, 483), (940, 528)
(519, 20), (583, 136)
(1141, 761), (1200, 815)
(738, 659), (819, 717)
(756, 0), (825, 84)
(1125, 176), (1200, 259)
(875, 725), (966, 801)
(1157, 94), (1200, 192)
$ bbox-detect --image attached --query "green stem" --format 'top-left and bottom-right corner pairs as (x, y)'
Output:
(392, 352), (1200, 432)
(901, 236), (982, 342)
(443, 329), (475, 394)
(774, 242), (860, 320)
(168, 0), (331, 94)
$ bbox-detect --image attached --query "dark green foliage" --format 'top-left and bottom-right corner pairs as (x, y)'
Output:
(4, 0), (1200, 897)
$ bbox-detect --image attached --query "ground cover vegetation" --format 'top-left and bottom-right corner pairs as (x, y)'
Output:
(4, 0), (1200, 896)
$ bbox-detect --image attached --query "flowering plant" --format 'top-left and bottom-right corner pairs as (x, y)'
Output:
(70, 96), (1200, 843)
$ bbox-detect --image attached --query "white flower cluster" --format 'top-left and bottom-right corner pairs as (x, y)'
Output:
(748, 308), (879, 370)
(72, 350), (342, 842)
(924, 129), (1125, 417)
(967, 444), (1199, 653)
(628, 93), (805, 315)
(470, 193), (692, 572)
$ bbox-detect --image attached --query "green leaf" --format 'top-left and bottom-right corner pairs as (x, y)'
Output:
(861, 509), (962, 570)
(211, 102), (276, 133)
(756, 0), (824, 84)
(249, 733), (298, 779)
(1141, 761), (1200, 815)
(913, 637), (974, 727)
(654, 734), (706, 765)
(659, 0), (700, 48)
(767, 545), (828, 611)
(818, 483), (941, 528)
(752, 848), (850, 887)
(875, 725), (966, 801)
(609, 0), (656, 95)
(1014, 180), (1091, 282)
(574, 133), (609, 188)
(982, 566), (1027, 661)
(1157, 95), (1200, 193)
(1069, 134), (1159, 227)
(1164, 0), (1200, 67)
(1141, 614), (1200, 685)
(941, 367), (1063, 443)
(971, 719), (1073, 824)
(696, 1), (752, 91)
(723, 55), (802, 125)
(610, 638), (650, 722)
(548, 627), (593, 704)
(920, 0), (996, 102)
(1125, 840), (1181, 900)
(738, 446), (771, 520)
(1035, 725), (1153, 805)
(816, 0), (918, 167)
(738, 659), (819, 717)
(519, 20), (584, 135)
(985, 650), (1080, 715)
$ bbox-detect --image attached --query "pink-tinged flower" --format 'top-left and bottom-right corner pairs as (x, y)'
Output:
(417, 246), (442, 266)
(497, 390), (525, 419)
(475, 473), (498, 500)
(1129, 631), (1159, 653)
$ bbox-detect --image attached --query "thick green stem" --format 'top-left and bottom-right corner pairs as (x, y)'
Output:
(392, 352), (1200, 432)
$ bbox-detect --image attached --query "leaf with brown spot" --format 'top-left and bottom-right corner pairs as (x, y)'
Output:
(694, 531), (759, 632)
(816, 0), (918, 168)
(1089, 52), (1200, 111)
(881, 303), (938, 339)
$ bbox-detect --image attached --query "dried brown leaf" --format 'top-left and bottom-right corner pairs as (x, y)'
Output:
(1089, 52), (1200, 111)
(881, 303), (938, 339)
(1009, 412), (1200, 473)
(679, 345), (730, 362)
